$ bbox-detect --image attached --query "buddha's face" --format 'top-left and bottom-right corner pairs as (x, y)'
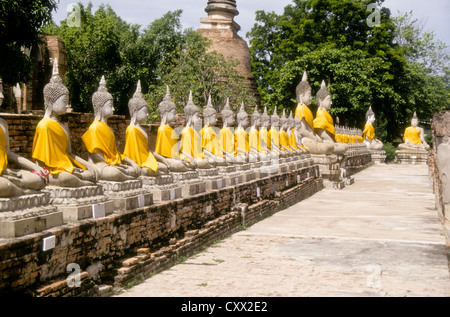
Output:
(300, 89), (312, 105)
(165, 108), (176, 123)
(239, 116), (249, 128)
(320, 95), (332, 110)
(261, 119), (269, 128)
(411, 118), (418, 127)
(368, 114), (375, 124)
(53, 94), (69, 115)
(226, 115), (235, 126)
(192, 112), (202, 126)
(252, 117), (260, 127)
(205, 113), (217, 126)
(136, 107), (148, 123)
(102, 100), (114, 119)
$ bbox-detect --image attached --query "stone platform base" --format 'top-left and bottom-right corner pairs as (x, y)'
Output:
(370, 150), (386, 164)
(99, 180), (153, 211)
(395, 149), (429, 164)
(44, 185), (114, 222)
(145, 183), (183, 203)
(0, 193), (63, 238)
(180, 179), (207, 197)
(311, 154), (341, 181)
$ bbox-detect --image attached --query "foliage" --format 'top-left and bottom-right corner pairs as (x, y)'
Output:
(0, 0), (58, 85)
(247, 0), (449, 142)
(382, 142), (397, 163)
(145, 30), (256, 122)
(42, 4), (254, 119)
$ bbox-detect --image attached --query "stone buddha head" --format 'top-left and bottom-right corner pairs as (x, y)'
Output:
(203, 95), (217, 127)
(251, 105), (261, 128)
(288, 111), (295, 130)
(411, 112), (419, 128)
(260, 107), (270, 129)
(316, 81), (332, 111)
(92, 76), (114, 121)
(184, 91), (201, 128)
(237, 102), (249, 129)
(128, 80), (148, 124)
(271, 107), (280, 129)
(296, 71), (312, 106)
(366, 106), (375, 124)
(158, 86), (176, 125)
(221, 98), (235, 127)
(280, 109), (288, 130)
(44, 59), (69, 117)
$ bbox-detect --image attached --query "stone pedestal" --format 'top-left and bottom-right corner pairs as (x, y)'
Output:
(198, 168), (225, 191)
(45, 185), (114, 223)
(311, 154), (341, 181)
(0, 192), (63, 238)
(99, 180), (153, 211)
(140, 176), (183, 203)
(395, 149), (429, 164)
(217, 165), (244, 187)
(370, 150), (386, 164)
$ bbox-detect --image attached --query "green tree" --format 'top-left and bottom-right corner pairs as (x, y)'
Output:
(146, 29), (256, 122)
(247, 0), (408, 142)
(0, 0), (58, 85)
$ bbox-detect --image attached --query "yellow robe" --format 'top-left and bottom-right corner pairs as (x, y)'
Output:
(295, 104), (315, 130)
(279, 130), (291, 152)
(249, 128), (264, 153)
(314, 109), (335, 141)
(201, 126), (223, 157)
(357, 136), (364, 143)
(123, 125), (158, 172)
(82, 120), (124, 166)
(260, 127), (271, 150)
(180, 127), (203, 162)
(234, 128), (249, 154)
(155, 124), (179, 159)
(32, 117), (85, 175)
(0, 127), (8, 175)
(363, 123), (376, 141)
(219, 127), (235, 156)
(269, 128), (280, 150)
(403, 126), (421, 145)
(289, 129), (299, 150)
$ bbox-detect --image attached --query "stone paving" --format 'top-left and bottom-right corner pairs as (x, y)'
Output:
(116, 164), (450, 297)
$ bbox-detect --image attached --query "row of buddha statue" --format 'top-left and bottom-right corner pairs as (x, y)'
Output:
(0, 61), (429, 199)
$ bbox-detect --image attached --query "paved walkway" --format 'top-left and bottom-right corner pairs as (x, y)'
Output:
(117, 164), (450, 297)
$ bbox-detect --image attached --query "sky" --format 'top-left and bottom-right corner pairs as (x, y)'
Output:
(51, 0), (450, 47)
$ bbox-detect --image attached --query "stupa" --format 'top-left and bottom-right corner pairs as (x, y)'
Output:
(197, 0), (260, 104)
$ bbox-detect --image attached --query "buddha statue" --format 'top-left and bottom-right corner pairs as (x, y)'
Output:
(398, 112), (430, 151)
(269, 107), (287, 158)
(123, 81), (169, 176)
(313, 81), (347, 154)
(180, 91), (213, 169)
(287, 110), (303, 153)
(259, 107), (278, 160)
(32, 59), (97, 188)
(279, 109), (294, 154)
(201, 95), (227, 166)
(295, 72), (334, 155)
(234, 102), (253, 164)
(249, 105), (269, 162)
(0, 83), (46, 197)
(154, 86), (194, 172)
(219, 98), (236, 164)
(82, 76), (141, 181)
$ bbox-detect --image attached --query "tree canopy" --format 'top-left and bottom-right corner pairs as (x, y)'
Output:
(43, 3), (254, 120)
(0, 0), (57, 85)
(247, 0), (449, 142)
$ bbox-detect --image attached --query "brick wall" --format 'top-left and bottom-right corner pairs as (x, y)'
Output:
(0, 165), (322, 297)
